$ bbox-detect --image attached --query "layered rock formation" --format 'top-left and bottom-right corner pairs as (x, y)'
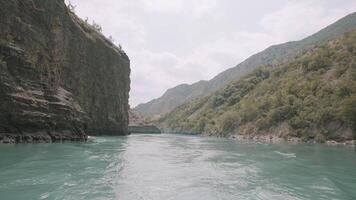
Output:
(0, 0), (130, 143)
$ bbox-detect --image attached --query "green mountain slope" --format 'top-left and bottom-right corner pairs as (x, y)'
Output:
(159, 30), (356, 142)
(136, 12), (356, 119)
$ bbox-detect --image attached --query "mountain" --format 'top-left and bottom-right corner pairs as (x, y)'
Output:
(136, 12), (356, 119)
(0, 0), (130, 143)
(159, 29), (356, 142)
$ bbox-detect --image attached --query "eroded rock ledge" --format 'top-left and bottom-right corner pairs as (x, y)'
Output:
(0, 44), (87, 143)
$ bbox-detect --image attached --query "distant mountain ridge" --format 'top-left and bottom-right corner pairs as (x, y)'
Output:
(135, 12), (356, 119)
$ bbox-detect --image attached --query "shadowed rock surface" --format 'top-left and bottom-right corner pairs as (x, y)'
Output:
(0, 0), (130, 143)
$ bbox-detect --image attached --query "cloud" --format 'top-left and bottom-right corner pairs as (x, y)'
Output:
(260, 0), (356, 41)
(68, 0), (356, 106)
(140, 0), (217, 17)
(140, 0), (183, 13)
(128, 31), (278, 106)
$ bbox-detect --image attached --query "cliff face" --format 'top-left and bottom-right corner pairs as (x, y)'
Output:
(0, 0), (130, 143)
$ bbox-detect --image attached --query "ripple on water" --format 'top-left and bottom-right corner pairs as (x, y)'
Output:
(39, 192), (50, 199)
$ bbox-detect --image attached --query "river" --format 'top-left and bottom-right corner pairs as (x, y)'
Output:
(0, 134), (355, 200)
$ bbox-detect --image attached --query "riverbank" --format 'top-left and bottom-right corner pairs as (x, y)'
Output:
(230, 134), (356, 147)
(128, 125), (161, 134)
(0, 133), (87, 144)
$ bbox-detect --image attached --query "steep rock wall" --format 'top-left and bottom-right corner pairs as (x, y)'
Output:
(0, 0), (130, 143)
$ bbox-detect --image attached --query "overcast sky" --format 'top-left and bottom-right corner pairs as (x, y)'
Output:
(68, 0), (356, 106)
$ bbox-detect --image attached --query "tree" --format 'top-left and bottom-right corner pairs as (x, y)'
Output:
(341, 96), (356, 131)
(218, 111), (239, 133)
(109, 36), (115, 43)
(92, 21), (102, 32)
(67, 1), (76, 13)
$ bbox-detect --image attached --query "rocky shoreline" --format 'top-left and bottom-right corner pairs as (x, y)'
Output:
(230, 134), (356, 147)
(0, 132), (87, 144)
(128, 125), (161, 134)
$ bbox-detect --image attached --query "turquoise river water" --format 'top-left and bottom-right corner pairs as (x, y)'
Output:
(0, 134), (355, 200)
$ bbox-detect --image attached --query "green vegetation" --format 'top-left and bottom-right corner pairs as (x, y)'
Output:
(341, 96), (356, 131)
(66, 1), (102, 33)
(91, 21), (102, 32)
(160, 30), (356, 141)
(65, 1), (124, 53)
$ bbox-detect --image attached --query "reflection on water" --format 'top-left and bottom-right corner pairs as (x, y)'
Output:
(0, 134), (355, 200)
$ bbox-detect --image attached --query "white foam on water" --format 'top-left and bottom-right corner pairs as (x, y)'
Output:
(39, 192), (50, 199)
(64, 182), (76, 187)
(274, 151), (296, 158)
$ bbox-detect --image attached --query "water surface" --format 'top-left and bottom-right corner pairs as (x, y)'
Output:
(0, 134), (355, 200)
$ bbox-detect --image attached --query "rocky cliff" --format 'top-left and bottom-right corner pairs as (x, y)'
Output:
(0, 0), (130, 143)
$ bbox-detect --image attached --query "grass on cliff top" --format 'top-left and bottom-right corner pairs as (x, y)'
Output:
(160, 30), (356, 141)
(66, 2), (124, 54)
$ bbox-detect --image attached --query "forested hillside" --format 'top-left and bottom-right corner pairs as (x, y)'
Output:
(160, 30), (356, 142)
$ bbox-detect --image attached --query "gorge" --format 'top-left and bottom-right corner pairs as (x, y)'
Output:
(1, 1), (356, 200)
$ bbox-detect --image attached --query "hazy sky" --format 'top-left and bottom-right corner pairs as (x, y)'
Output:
(68, 0), (356, 106)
